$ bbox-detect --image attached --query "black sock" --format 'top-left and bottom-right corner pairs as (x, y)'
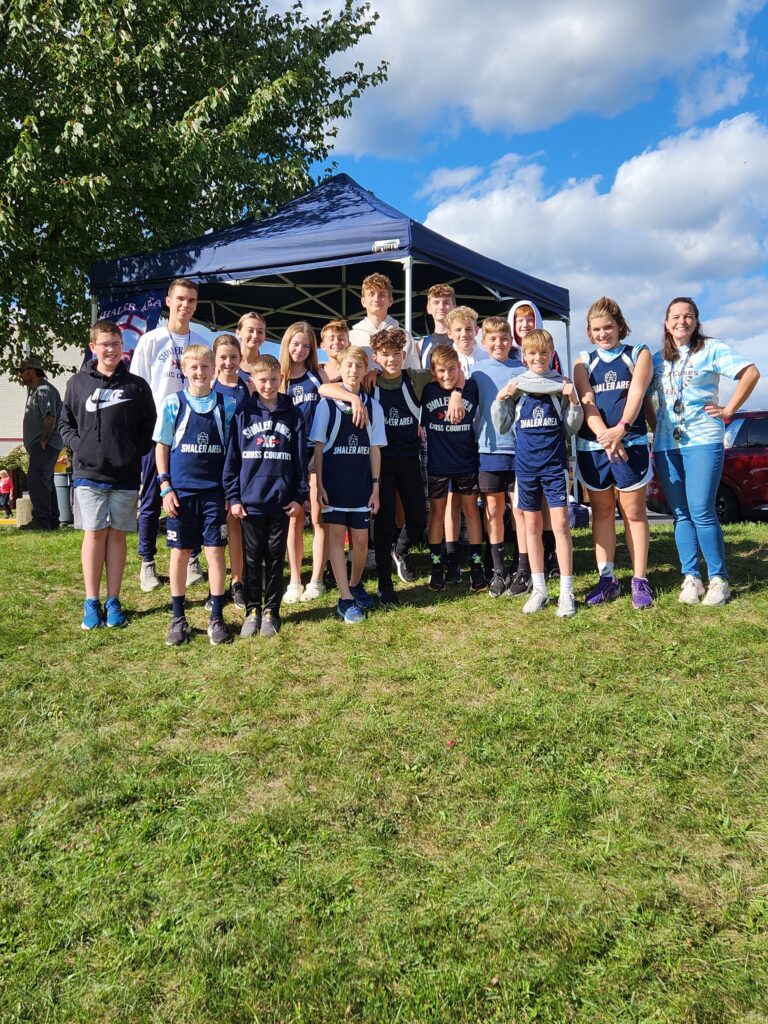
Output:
(429, 543), (443, 562)
(517, 552), (531, 574)
(469, 544), (483, 565)
(491, 542), (506, 573)
(446, 541), (459, 567)
(172, 595), (185, 618)
(209, 594), (224, 620)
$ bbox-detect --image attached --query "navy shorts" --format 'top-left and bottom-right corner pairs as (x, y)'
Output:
(428, 472), (480, 499)
(322, 508), (371, 531)
(515, 468), (570, 512)
(576, 444), (652, 492)
(166, 490), (227, 549)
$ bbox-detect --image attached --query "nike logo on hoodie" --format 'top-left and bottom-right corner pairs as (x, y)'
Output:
(85, 388), (132, 413)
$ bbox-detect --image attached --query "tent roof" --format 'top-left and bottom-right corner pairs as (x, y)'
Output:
(90, 173), (570, 330)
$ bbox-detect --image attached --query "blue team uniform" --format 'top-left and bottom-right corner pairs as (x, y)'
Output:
(372, 373), (423, 458)
(576, 343), (652, 492)
(154, 389), (235, 548)
(287, 369), (324, 449)
(513, 392), (571, 512)
(213, 377), (250, 414)
(311, 393), (387, 527)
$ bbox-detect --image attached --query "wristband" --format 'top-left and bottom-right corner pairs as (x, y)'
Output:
(621, 421), (631, 432)
(452, 386), (464, 394)
(157, 473), (171, 484)
(371, 477), (381, 484)
(160, 486), (175, 498)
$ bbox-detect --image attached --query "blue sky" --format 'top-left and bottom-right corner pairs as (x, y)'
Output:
(301, 0), (768, 404)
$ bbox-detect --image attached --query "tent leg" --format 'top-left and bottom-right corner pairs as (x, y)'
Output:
(402, 257), (413, 335)
(90, 295), (98, 325)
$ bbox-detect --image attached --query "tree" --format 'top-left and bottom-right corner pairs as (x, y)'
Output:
(0, 0), (386, 371)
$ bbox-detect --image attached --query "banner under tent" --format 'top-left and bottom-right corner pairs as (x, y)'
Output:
(89, 172), (571, 362)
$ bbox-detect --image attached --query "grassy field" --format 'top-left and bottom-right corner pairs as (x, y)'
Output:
(1, 523), (767, 1023)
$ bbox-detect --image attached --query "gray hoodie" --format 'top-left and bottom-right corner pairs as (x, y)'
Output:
(491, 369), (583, 436)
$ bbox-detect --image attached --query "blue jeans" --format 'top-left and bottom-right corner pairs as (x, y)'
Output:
(654, 444), (726, 579)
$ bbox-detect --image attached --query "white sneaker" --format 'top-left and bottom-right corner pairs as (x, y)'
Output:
(283, 581), (304, 604)
(523, 589), (550, 614)
(556, 592), (576, 618)
(701, 576), (731, 606)
(300, 580), (326, 601)
(186, 555), (206, 586)
(679, 575), (705, 605)
(140, 560), (162, 592)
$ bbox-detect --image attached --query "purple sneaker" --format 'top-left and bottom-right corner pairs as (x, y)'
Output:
(631, 577), (653, 609)
(585, 575), (621, 606)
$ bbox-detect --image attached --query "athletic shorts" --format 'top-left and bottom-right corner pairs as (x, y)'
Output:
(479, 469), (515, 495)
(515, 467), (570, 512)
(575, 445), (652, 493)
(74, 485), (138, 532)
(428, 472), (480, 500)
(166, 491), (227, 549)
(322, 508), (371, 531)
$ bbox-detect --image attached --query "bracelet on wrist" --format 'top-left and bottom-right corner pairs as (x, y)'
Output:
(160, 486), (175, 498)
(157, 473), (171, 484)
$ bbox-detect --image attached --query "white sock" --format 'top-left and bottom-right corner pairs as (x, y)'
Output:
(598, 561), (614, 578)
(532, 572), (547, 594)
(560, 575), (574, 595)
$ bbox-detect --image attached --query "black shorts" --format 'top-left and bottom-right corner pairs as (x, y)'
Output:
(428, 473), (480, 499)
(166, 490), (227, 549)
(479, 469), (516, 495)
(322, 508), (371, 531)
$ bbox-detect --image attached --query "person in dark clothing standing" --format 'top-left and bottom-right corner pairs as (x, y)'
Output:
(59, 321), (156, 629)
(17, 355), (63, 530)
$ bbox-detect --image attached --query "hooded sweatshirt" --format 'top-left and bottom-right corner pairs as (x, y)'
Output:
(508, 299), (564, 373)
(223, 392), (308, 515)
(59, 360), (156, 486)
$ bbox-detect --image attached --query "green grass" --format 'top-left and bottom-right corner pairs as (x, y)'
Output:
(1, 523), (768, 1023)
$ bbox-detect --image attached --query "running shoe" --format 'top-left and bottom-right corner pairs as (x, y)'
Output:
(523, 590), (550, 614)
(260, 610), (281, 637)
(391, 548), (417, 584)
(350, 582), (375, 609)
(701, 576), (731, 606)
(585, 575), (621, 606)
(240, 609), (261, 638)
(679, 575), (705, 605)
(504, 569), (532, 596)
(207, 618), (232, 645)
(140, 560), (162, 592)
(631, 577), (653, 609)
(104, 596), (127, 628)
(186, 554), (206, 586)
(336, 599), (366, 623)
(166, 616), (191, 646)
(556, 592), (576, 618)
(81, 598), (104, 631)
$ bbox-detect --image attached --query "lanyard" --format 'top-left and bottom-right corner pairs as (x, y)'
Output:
(670, 347), (692, 407)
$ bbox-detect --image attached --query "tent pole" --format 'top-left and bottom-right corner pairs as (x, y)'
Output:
(90, 295), (98, 325)
(564, 318), (572, 375)
(403, 257), (413, 335)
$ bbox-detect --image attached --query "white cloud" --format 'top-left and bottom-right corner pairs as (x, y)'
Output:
(415, 165), (484, 200)
(326, 0), (761, 156)
(422, 113), (768, 406)
(676, 65), (752, 126)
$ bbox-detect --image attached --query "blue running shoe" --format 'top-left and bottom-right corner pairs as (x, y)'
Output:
(336, 598), (366, 623)
(350, 582), (375, 610)
(104, 596), (127, 628)
(585, 575), (621, 606)
(81, 598), (104, 631)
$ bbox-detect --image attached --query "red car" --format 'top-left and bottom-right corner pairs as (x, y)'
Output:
(647, 411), (768, 523)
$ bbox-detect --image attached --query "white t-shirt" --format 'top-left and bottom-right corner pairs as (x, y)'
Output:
(348, 315), (419, 370)
(130, 325), (211, 403)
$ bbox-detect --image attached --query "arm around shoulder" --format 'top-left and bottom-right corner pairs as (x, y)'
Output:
(491, 396), (515, 435)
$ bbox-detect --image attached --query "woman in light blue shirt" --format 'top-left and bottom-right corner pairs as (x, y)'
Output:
(651, 297), (759, 606)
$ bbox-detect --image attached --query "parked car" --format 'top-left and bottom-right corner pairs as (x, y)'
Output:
(647, 411), (768, 523)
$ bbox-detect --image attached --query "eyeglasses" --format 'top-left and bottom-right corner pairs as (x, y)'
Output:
(93, 341), (122, 349)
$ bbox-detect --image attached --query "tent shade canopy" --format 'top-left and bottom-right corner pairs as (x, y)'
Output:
(90, 173), (569, 334)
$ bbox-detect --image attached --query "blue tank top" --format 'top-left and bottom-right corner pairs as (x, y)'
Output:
(169, 390), (228, 494)
(372, 374), (422, 459)
(287, 369), (323, 445)
(578, 344), (647, 448)
(320, 394), (376, 509)
(514, 392), (568, 476)
(213, 377), (250, 413)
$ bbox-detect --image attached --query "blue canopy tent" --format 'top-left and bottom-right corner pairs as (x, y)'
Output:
(90, 172), (571, 355)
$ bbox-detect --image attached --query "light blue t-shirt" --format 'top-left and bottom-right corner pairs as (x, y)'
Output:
(652, 339), (751, 452)
(469, 355), (525, 455)
(153, 390), (236, 447)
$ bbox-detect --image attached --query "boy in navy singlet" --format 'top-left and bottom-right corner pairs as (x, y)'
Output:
(311, 347), (387, 623)
(223, 354), (307, 638)
(422, 345), (486, 592)
(154, 345), (236, 646)
(492, 330), (583, 618)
